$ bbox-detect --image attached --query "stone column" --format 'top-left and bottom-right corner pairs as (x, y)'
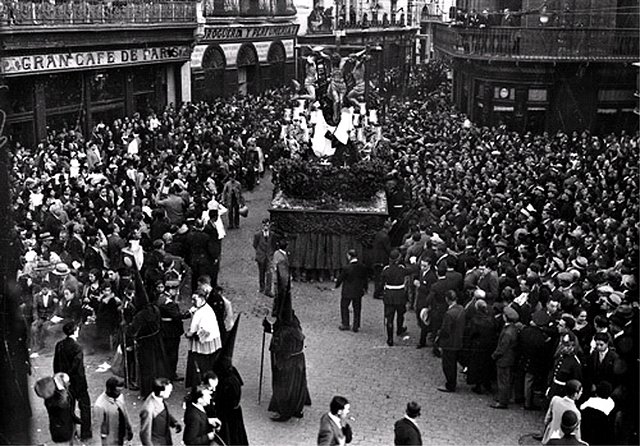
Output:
(180, 61), (192, 103)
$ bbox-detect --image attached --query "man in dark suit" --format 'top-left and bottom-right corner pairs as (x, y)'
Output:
(415, 253), (437, 349)
(394, 401), (422, 445)
(53, 321), (92, 440)
(335, 249), (368, 333)
(203, 210), (222, 288)
(317, 395), (352, 446)
(436, 290), (465, 392)
(426, 263), (456, 356)
(490, 306), (520, 408)
(371, 220), (392, 300)
(443, 257), (464, 301)
(518, 310), (552, 409)
(183, 386), (216, 446)
(186, 218), (216, 291)
(253, 218), (275, 297)
(586, 332), (620, 395)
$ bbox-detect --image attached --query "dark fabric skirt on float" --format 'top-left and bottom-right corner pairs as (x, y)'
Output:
(289, 232), (367, 272)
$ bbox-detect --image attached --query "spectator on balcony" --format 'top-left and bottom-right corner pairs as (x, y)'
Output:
(466, 9), (480, 27)
(502, 8), (517, 26)
(478, 9), (489, 28)
(349, 6), (356, 26)
(308, 7), (324, 32)
(322, 6), (333, 31)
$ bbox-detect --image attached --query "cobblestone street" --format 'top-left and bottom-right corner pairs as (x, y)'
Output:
(30, 175), (543, 445)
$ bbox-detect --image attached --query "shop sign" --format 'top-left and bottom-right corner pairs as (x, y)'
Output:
(203, 24), (299, 42)
(2, 46), (191, 76)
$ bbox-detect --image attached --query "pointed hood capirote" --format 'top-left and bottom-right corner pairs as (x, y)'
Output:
(122, 248), (150, 308)
(276, 283), (293, 323)
(214, 313), (241, 376)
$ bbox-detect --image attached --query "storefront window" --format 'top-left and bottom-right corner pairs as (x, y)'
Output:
(92, 105), (125, 128)
(44, 73), (82, 108)
(7, 121), (35, 147)
(91, 70), (125, 102)
(134, 93), (155, 115)
(132, 67), (156, 94)
(47, 111), (82, 132)
(7, 78), (34, 114)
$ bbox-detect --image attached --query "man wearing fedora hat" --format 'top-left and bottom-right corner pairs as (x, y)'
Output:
(51, 262), (81, 300)
(393, 401), (422, 445)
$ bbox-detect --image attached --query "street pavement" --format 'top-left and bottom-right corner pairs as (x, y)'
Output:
(29, 173), (543, 445)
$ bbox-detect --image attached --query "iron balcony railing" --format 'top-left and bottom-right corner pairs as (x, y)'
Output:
(306, 14), (407, 34)
(202, 0), (295, 17)
(0, 0), (197, 27)
(433, 23), (639, 62)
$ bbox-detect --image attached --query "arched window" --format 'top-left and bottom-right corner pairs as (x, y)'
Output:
(237, 43), (259, 67)
(236, 43), (259, 95)
(266, 41), (286, 89)
(202, 44), (226, 71)
(202, 45), (226, 99)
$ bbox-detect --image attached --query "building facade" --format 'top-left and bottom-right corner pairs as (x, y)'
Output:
(1, 1), (198, 145)
(433, 0), (639, 134)
(190, 0), (298, 100)
(297, 0), (418, 75)
(416, 0), (455, 63)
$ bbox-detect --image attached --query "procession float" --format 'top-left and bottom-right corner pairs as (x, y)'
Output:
(269, 45), (390, 280)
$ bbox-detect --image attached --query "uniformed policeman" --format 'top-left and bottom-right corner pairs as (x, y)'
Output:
(381, 249), (411, 346)
(546, 333), (582, 401)
(158, 279), (191, 381)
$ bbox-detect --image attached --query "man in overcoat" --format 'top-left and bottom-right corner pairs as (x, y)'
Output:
(335, 249), (368, 332)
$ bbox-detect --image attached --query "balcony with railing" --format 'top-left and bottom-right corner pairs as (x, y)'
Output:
(306, 8), (408, 34)
(202, 0), (295, 17)
(0, 0), (197, 27)
(433, 23), (639, 62)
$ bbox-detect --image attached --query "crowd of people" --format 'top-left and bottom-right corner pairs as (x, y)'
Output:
(12, 89), (293, 356)
(7, 58), (639, 445)
(363, 66), (638, 444)
(9, 90), (297, 444)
